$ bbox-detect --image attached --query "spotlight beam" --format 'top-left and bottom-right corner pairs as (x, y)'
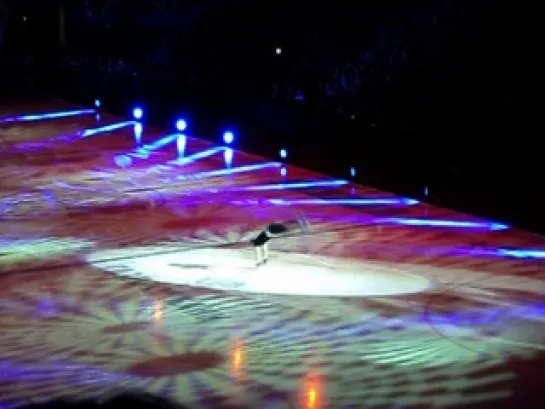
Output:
(178, 162), (281, 181)
(468, 247), (545, 259)
(232, 179), (349, 192)
(311, 214), (508, 231)
(79, 121), (136, 138)
(378, 217), (508, 230)
(115, 146), (227, 171)
(11, 121), (136, 151)
(0, 109), (95, 124)
(127, 133), (180, 159)
(267, 198), (419, 206)
(171, 147), (226, 166)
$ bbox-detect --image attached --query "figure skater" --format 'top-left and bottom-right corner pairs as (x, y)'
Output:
(251, 215), (309, 266)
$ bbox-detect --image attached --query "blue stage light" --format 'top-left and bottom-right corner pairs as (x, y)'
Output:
(94, 99), (101, 108)
(0, 109), (95, 124)
(173, 147), (224, 166)
(176, 119), (187, 132)
(268, 198), (418, 206)
(240, 179), (348, 192)
(133, 107), (143, 120)
(380, 218), (509, 231)
(495, 248), (545, 259)
(280, 167), (287, 176)
(280, 149), (287, 159)
(113, 133), (181, 165)
(224, 148), (234, 167)
(350, 167), (356, 177)
(178, 162), (280, 181)
(177, 134), (187, 158)
(134, 122), (143, 145)
(223, 131), (234, 145)
(80, 120), (135, 138)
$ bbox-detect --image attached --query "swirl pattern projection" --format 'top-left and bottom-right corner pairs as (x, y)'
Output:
(1, 100), (545, 409)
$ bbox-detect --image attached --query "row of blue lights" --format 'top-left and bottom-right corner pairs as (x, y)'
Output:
(129, 105), (231, 143)
(0, 100), (514, 237)
(0, 108), (95, 124)
(0, 99), (354, 177)
(113, 102), (354, 175)
(3, 102), (509, 238)
(2, 102), (511, 235)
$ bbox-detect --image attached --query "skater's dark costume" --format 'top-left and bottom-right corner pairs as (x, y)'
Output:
(252, 218), (308, 266)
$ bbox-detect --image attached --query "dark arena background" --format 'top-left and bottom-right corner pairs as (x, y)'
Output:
(0, 1), (541, 409)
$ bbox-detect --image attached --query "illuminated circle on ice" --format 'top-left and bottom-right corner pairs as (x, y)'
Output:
(88, 248), (432, 297)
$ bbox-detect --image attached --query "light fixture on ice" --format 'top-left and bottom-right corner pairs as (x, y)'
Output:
(132, 107), (143, 120)
(223, 131), (235, 145)
(177, 134), (187, 157)
(133, 122), (143, 145)
(176, 119), (188, 132)
(224, 148), (234, 167)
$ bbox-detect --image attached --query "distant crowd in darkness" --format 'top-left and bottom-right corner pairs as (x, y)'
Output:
(0, 0), (454, 123)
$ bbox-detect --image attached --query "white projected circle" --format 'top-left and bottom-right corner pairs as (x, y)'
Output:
(91, 248), (432, 297)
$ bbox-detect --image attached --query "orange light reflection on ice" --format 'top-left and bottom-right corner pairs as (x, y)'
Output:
(303, 370), (321, 409)
(231, 338), (245, 381)
(307, 385), (317, 408)
(153, 298), (163, 324)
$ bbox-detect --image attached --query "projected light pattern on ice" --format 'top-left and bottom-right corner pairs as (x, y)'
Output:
(0, 101), (543, 409)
